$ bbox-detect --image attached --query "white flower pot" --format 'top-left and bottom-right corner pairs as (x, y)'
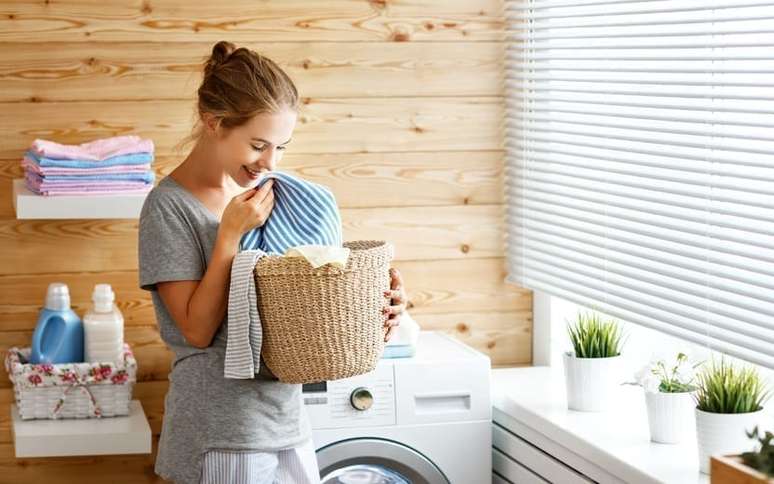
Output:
(644, 390), (695, 444)
(563, 351), (623, 412)
(695, 407), (764, 474)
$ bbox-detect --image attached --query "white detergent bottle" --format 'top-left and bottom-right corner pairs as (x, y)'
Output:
(83, 284), (125, 364)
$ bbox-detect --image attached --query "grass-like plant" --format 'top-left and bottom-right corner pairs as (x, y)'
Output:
(566, 311), (624, 358)
(694, 358), (769, 414)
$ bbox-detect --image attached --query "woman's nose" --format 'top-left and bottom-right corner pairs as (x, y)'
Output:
(260, 147), (278, 171)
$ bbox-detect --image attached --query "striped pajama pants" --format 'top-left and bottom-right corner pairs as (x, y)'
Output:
(200, 439), (321, 484)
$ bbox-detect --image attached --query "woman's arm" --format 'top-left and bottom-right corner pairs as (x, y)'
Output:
(155, 181), (275, 349)
(156, 231), (240, 348)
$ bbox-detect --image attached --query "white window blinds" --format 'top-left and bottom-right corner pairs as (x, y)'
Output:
(504, 0), (774, 368)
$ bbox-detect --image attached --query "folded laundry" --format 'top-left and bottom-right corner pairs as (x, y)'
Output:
(25, 182), (153, 196)
(25, 170), (155, 184)
(25, 150), (153, 169)
(22, 157), (151, 176)
(284, 244), (350, 269)
(30, 135), (154, 162)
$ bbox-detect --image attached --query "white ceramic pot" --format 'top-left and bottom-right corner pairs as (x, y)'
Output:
(563, 351), (623, 412)
(695, 407), (765, 474)
(644, 390), (696, 444)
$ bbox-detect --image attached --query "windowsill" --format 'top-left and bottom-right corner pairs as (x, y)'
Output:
(492, 367), (710, 484)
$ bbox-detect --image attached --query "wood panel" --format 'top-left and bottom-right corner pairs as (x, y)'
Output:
(420, 310), (532, 365)
(0, 0), (504, 43)
(0, 205), (505, 275)
(0, 441), (167, 483)
(0, 97), (504, 159)
(0, 382), (168, 482)
(0, 151), (505, 217)
(0, 42), (504, 102)
(0, 257), (528, 329)
(0, 0), (523, 479)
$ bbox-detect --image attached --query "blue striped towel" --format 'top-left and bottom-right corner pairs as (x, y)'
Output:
(225, 171), (343, 379)
(238, 171), (343, 252)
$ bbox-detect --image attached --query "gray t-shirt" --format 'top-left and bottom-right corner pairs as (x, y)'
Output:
(138, 176), (310, 484)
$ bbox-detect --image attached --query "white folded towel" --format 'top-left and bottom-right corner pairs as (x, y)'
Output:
(284, 244), (350, 269)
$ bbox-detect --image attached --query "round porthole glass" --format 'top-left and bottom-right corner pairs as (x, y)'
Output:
(321, 464), (411, 484)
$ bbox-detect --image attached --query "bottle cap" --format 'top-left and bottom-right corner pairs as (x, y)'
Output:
(92, 284), (115, 312)
(44, 282), (71, 311)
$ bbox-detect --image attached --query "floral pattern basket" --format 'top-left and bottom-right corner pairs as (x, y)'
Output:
(4, 343), (137, 420)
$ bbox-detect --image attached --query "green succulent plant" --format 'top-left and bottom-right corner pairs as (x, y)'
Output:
(742, 426), (774, 477)
(694, 358), (769, 414)
(566, 311), (624, 359)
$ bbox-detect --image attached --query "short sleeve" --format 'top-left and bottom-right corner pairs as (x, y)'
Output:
(138, 191), (205, 291)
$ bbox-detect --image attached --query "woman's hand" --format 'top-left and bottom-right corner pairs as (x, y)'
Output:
(383, 267), (408, 342)
(219, 180), (275, 242)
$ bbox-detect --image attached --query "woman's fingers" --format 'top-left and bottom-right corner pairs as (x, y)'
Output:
(389, 267), (403, 290)
(383, 302), (406, 318)
(237, 186), (258, 200)
(383, 314), (400, 341)
(383, 289), (405, 304)
(251, 179), (274, 204)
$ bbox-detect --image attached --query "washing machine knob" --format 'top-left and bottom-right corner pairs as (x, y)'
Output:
(350, 387), (374, 411)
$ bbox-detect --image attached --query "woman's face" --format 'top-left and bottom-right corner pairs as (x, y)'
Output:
(214, 108), (297, 188)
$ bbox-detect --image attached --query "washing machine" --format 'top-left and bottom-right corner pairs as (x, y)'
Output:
(303, 331), (492, 484)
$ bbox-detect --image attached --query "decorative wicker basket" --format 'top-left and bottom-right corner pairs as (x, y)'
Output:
(4, 344), (137, 420)
(253, 240), (394, 384)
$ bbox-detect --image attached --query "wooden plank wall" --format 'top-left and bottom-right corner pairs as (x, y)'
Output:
(0, 0), (531, 481)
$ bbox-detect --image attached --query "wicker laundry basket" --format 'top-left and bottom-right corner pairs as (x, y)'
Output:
(253, 240), (394, 384)
(4, 344), (136, 420)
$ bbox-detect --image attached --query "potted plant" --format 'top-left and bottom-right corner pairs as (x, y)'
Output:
(711, 427), (774, 483)
(695, 358), (770, 474)
(631, 352), (701, 444)
(563, 311), (625, 412)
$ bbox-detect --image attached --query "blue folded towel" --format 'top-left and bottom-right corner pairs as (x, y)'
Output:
(239, 171), (343, 253)
(25, 150), (154, 169)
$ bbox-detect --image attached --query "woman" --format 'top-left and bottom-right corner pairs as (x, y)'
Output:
(138, 40), (407, 484)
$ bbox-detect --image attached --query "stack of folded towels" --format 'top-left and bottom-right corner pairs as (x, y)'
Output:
(22, 135), (155, 196)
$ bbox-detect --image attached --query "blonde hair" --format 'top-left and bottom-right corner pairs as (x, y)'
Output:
(178, 41), (299, 151)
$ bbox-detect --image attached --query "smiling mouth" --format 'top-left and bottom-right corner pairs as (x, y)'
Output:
(243, 166), (260, 177)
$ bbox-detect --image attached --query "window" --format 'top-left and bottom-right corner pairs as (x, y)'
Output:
(504, 0), (774, 367)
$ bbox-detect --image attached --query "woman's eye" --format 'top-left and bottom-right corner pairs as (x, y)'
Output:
(251, 145), (266, 151)
(278, 146), (287, 151)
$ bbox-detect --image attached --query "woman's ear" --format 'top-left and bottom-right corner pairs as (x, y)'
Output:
(202, 113), (222, 137)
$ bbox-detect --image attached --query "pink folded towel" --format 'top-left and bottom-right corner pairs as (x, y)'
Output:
(30, 136), (154, 161)
(22, 157), (151, 176)
(24, 178), (153, 196)
(33, 188), (152, 196)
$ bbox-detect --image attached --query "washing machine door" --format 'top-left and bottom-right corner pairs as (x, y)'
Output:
(316, 437), (450, 484)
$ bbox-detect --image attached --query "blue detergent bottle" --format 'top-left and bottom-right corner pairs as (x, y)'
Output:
(30, 282), (84, 364)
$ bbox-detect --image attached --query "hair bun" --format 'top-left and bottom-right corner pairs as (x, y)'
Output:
(204, 41), (237, 78)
